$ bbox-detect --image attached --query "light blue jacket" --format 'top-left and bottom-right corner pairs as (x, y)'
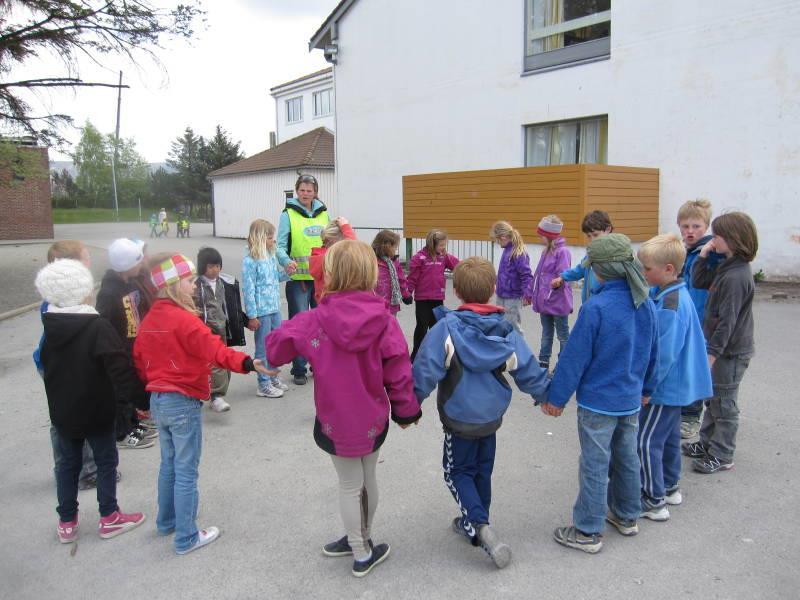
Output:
(241, 248), (292, 318)
(561, 256), (597, 304)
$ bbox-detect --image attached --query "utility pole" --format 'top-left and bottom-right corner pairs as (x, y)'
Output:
(110, 70), (123, 220)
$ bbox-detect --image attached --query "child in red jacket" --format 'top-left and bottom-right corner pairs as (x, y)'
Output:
(309, 216), (357, 303)
(133, 253), (273, 555)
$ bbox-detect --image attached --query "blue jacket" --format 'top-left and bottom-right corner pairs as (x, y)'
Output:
(561, 255), (597, 304)
(413, 304), (550, 438)
(33, 301), (48, 375)
(549, 279), (659, 415)
(241, 249), (292, 318)
(648, 280), (713, 406)
(682, 235), (724, 323)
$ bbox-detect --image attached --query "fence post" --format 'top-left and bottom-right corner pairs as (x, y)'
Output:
(405, 238), (412, 265)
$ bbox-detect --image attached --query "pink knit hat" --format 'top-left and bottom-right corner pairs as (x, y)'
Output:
(150, 254), (196, 289)
(537, 217), (563, 240)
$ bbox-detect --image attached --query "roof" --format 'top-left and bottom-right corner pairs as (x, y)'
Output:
(270, 67), (333, 93)
(309, 0), (358, 50)
(208, 128), (334, 179)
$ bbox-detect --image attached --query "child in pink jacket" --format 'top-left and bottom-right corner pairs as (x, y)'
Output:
(407, 228), (459, 360)
(267, 240), (421, 579)
(372, 229), (411, 316)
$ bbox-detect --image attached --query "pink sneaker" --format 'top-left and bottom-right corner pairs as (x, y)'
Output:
(57, 518), (79, 544)
(98, 510), (146, 539)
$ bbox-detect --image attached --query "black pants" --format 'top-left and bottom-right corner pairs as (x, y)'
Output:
(411, 299), (443, 362)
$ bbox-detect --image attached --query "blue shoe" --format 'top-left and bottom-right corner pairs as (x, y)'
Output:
(351, 543), (390, 578)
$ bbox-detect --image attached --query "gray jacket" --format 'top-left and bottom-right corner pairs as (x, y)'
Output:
(195, 276), (228, 338)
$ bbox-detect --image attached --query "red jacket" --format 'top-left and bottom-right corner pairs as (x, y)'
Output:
(309, 223), (357, 303)
(133, 299), (252, 400)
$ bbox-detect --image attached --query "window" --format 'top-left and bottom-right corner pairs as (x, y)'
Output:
(525, 0), (610, 72)
(313, 89), (333, 117)
(286, 97), (303, 123)
(525, 116), (608, 166)
(284, 190), (294, 200)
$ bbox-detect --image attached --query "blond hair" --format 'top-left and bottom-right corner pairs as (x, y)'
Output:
(638, 233), (687, 273)
(490, 221), (526, 259)
(323, 240), (377, 294)
(321, 221), (345, 247)
(247, 219), (276, 260)
(47, 240), (85, 263)
(156, 280), (198, 314)
(453, 257), (496, 304)
(425, 228), (448, 258)
(677, 198), (712, 226)
(541, 214), (563, 252)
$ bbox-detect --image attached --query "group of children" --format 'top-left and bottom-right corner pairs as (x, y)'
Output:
(34, 192), (758, 577)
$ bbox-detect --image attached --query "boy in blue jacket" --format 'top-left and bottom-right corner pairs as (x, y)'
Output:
(636, 234), (713, 521)
(413, 257), (550, 569)
(541, 234), (659, 554)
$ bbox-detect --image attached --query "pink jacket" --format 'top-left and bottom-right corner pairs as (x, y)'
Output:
(266, 291), (421, 457)
(375, 257), (411, 315)
(406, 249), (459, 301)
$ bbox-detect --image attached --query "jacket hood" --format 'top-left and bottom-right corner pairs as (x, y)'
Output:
(315, 291), (390, 351)
(436, 306), (516, 372)
(550, 237), (567, 249)
(43, 313), (99, 348)
(687, 234), (713, 253)
(100, 269), (129, 294)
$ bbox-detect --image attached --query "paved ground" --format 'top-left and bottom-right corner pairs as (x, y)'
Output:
(1, 223), (799, 599)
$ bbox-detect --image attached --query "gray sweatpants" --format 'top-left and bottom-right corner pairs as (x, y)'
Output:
(496, 296), (523, 334)
(699, 355), (751, 461)
(330, 450), (380, 561)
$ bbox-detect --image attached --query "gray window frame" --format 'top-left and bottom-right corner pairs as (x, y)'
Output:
(313, 88), (333, 117)
(286, 96), (303, 124)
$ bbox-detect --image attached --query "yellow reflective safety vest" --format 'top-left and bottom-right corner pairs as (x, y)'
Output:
(285, 203), (329, 280)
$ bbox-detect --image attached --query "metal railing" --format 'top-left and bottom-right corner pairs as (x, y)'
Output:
(352, 227), (495, 264)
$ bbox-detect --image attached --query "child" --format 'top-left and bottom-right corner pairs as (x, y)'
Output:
(133, 253), (274, 555)
(531, 215), (573, 369)
(149, 213), (159, 238)
(194, 247), (232, 413)
(266, 240), (421, 578)
(413, 257), (550, 569)
(407, 229), (459, 361)
(491, 221), (533, 333)
(372, 229), (412, 316)
(242, 219), (296, 398)
(542, 233), (658, 553)
(310, 216), (357, 303)
(681, 212), (758, 474)
(35, 259), (146, 544)
(551, 210), (613, 304)
(636, 234), (712, 520)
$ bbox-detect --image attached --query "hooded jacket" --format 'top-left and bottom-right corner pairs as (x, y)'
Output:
(266, 291), (421, 457)
(406, 249), (459, 301)
(96, 269), (146, 355)
(241, 248), (292, 318)
(375, 256), (411, 315)
(531, 237), (573, 316)
(495, 244), (534, 300)
(413, 304), (550, 438)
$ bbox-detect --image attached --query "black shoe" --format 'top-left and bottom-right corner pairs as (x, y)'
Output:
(681, 441), (708, 458)
(293, 374), (308, 386)
(322, 535), (373, 557)
(352, 543), (390, 578)
(692, 455), (734, 474)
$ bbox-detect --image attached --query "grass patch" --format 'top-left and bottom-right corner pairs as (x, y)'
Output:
(53, 207), (148, 224)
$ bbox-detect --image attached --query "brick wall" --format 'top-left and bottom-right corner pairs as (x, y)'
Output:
(0, 145), (54, 240)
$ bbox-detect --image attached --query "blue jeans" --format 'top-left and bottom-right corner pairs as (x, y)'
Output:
(285, 280), (316, 376)
(539, 314), (570, 364)
(253, 312), (282, 385)
(151, 392), (203, 552)
(50, 425), (96, 485)
(54, 428), (118, 522)
(573, 407), (641, 535)
(638, 404), (682, 503)
(444, 430), (496, 537)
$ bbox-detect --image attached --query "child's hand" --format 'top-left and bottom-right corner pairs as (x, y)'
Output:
(335, 216), (349, 227)
(641, 396), (650, 406)
(285, 261), (297, 275)
(247, 317), (260, 331)
(522, 297), (532, 306)
(402, 296), (413, 305)
(699, 239), (716, 258)
(707, 354), (716, 368)
(540, 403), (563, 417)
(550, 277), (563, 289)
(253, 359), (279, 377)
(398, 418), (420, 429)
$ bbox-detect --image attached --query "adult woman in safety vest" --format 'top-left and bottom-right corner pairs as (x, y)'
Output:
(277, 174), (330, 385)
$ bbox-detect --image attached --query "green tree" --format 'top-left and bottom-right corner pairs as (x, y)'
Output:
(167, 127), (208, 217)
(50, 167), (80, 208)
(72, 122), (110, 207)
(148, 166), (180, 212)
(204, 125), (244, 172)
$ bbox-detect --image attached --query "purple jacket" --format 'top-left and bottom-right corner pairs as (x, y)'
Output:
(496, 245), (534, 300)
(266, 291), (421, 457)
(407, 249), (459, 301)
(531, 237), (573, 316)
(376, 257), (411, 315)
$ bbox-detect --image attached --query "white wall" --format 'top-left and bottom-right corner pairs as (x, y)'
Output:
(212, 167), (336, 238)
(329, 0), (800, 277)
(273, 75), (335, 144)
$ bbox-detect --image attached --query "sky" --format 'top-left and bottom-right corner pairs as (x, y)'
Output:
(15, 0), (340, 162)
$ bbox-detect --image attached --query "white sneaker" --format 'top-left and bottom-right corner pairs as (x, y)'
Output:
(665, 488), (683, 506)
(175, 526), (220, 555)
(270, 377), (289, 391)
(210, 396), (231, 413)
(641, 505), (670, 521)
(256, 383), (284, 398)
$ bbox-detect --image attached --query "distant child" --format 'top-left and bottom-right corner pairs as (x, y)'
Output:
(490, 221), (533, 333)
(267, 240), (421, 578)
(531, 215), (573, 369)
(133, 253), (274, 555)
(372, 229), (412, 316)
(35, 259), (146, 544)
(407, 229), (459, 361)
(542, 233), (658, 554)
(194, 247), (232, 413)
(413, 257), (550, 569)
(149, 214), (158, 238)
(242, 219), (296, 398)
(551, 210), (613, 304)
(310, 216), (357, 303)
(636, 234), (712, 520)
(681, 212), (758, 474)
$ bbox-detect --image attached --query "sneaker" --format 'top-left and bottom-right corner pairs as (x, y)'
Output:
(293, 374), (308, 386)
(692, 455), (734, 474)
(134, 425), (158, 440)
(640, 498), (670, 521)
(176, 526), (220, 555)
(605, 512), (639, 536)
(553, 525), (602, 554)
(680, 419), (701, 439)
(210, 396), (231, 412)
(256, 383), (284, 398)
(117, 431), (155, 449)
(451, 516), (475, 542)
(57, 518), (79, 544)
(681, 440), (708, 458)
(271, 377), (289, 392)
(78, 470), (122, 491)
(665, 486), (683, 506)
(322, 535), (374, 557)
(351, 543), (390, 578)
(98, 510), (146, 539)
(476, 524), (512, 568)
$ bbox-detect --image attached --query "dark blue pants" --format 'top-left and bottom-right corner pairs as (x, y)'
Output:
(681, 398), (704, 419)
(285, 280), (317, 376)
(443, 430), (496, 538)
(637, 404), (682, 503)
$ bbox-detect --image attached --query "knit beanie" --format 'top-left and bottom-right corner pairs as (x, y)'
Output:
(108, 238), (145, 272)
(35, 259), (94, 308)
(150, 254), (196, 290)
(537, 217), (563, 240)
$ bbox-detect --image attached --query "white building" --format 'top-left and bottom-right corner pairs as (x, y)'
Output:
(270, 67), (335, 144)
(310, 0), (800, 277)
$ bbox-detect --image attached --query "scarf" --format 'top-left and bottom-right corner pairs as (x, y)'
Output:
(381, 256), (402, 306)
(582, 233), (650, 308)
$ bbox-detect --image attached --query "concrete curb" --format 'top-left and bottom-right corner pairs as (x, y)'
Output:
(0, 301), (40, 322)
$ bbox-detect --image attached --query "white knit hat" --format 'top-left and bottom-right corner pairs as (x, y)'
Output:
(35, 259), (95, 308)
(108, 238), (145, 272)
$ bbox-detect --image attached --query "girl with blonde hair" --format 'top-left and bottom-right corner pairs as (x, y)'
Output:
(491, 221), (534, 333)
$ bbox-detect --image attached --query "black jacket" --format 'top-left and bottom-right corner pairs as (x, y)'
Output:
(41, 313), (138, 438)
